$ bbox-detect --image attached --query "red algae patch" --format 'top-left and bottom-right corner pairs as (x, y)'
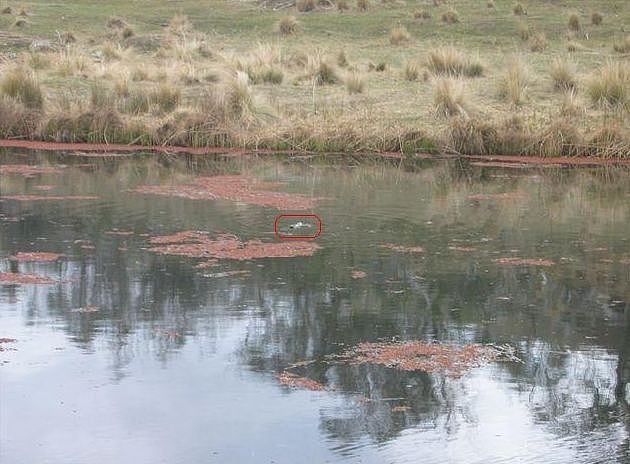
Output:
(133, 175), (316, 210)
(337, 341), (501, 377)
(9, 252), (62, 262)
(0, 164), (64, 177)
(351, 270), (367, 279)
(277, 372), (327, 391)
(493, 257), (555, 267)
(467, 192), (527, 201)
(0, 272), (55, 285)
(381, 243), (425, 253)
(1, 195), (98, 201)
(148, 231), (320, 261)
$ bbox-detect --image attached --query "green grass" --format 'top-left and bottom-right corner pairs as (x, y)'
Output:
(0, 0), (628, 156)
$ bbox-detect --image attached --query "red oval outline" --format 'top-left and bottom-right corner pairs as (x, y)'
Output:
(274, 214), (323, 241)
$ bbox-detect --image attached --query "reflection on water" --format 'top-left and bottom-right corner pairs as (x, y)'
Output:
(1, 150), (630, 463)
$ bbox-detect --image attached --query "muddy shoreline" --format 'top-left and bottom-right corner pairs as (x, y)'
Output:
(1, 139), (629, 167)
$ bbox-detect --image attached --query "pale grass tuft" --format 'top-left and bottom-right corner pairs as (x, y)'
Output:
(613, 36), (630, 54)
(337, 0), (349, 11)
(591, 12), (603, 26)
(433, 78), (468, 117)
(296, 0), (315, 12)
(498, 56), (528, 106)
(414, 9), (430, 19)
(441, 8), (459, 24)
(587, 62), (630, 109)
(389, 26), (410, 45)
(426, 47), (483, 78)
(345, 71), (365, 94)
(550, 58), (577, 91)
(357, 0), (369, 11)
(0, 67), (43, 109)
(276, 15), (299, 35)
(568, 13), (580, 32)
(404, 60), (420, 81)
(517, 22), (529, 41)
(513, 3), (526, 16)
(528, 32), (548, 52)
(560, 89), (583, 117)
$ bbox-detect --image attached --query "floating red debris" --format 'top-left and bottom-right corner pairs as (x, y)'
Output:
(338, 341), (502, 377)
(381, 243), (425, 253)
(493, 257), (555, 267)
(351, 270), (367, 279)
(0, 164), (64, 177)
(277, 372), (327, 391)
(148, 231), (320, 261)
(32, 185), (56, 191)
(1, 195), (98, 201)
(9, 252), (62, 262)
(0, 272), (55, 285)
(133, 175), (316, 210)
(467, 192), (527, 201)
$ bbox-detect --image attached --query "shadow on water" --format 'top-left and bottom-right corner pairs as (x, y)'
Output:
(2, 149), (630, 462)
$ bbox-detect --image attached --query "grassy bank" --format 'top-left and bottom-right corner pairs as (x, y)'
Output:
(0, 0), (629, 156)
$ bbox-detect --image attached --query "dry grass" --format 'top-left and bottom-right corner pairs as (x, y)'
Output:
(357, 0), (369, 11)
(560, 89), (583, 117)
(0, 68), (43, 109)
(413, 9), (431, 19)
(337, 0), (349, 11)
(487, 1), (495, 9)
(513, 3), (526, 16)
(389, 26), (410, 45)
(152, 82), (181, 112)
(550, 58), (577, 91)
(404, 60), (420, 81)
(587, 62), (629, 109)
(528, 32), (548, 52)
(568, 13), (580, 32)
(345, 71), (365, 94)
(426, 47), (483, 78)
(297, 0), (316, 12)
(613, 36), (630, 53)
(498, 57), (528, 105)
(276, 15), (299, 35)
(517, 22), (530, 41)
(433, 78), (468, 117)
(441, 8), (459, 24)
(591, 11), (603, 26)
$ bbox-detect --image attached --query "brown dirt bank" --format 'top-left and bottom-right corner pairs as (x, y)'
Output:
(1, 139), (630, 166)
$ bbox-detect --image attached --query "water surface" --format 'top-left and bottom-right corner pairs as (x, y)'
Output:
(1, 150), (630, 463)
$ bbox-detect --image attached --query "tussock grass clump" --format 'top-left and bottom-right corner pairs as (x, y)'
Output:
(357, 0), (369, 11)
(102, 42), (122, 61)
(1, 6), (12, 14)
(337, 50), (348, 67)
(404, 60), (420, 81)
(168, 14), (193, 36)
(120, 90), (151, 115)
(513, 3), (526, 16)
(152, 82), (181, 112)
(89, 82), (113, 110)
(414, 9), (430, 19)
(389, 26), (410, 45)
(114, 76), (130, 97)
(568, 13), (580, 32)
(441, 8), (459, 24)
(0, 96), (40, 138)
(528, 32), (548, 52)
(13, 17), (27, 27)
(517, 22), (530, 41)
(487, 0), (495, 8)
(591, 12), (603, 26)
(587, 62), (630, 108)
(248, 66), (284, 85)
(28, 53), (51, 70)
(448, 117), (498, 155)
(587, 126), (630, 157)
(345, 71), (365, 94)
(106, 17), (127, 30)
(0, 68), (43, 109)
(433, 78), (468, 117)
(131, 66), (150, 81)
(498, 57), (528, 105)
(426, 47), (483, 78)
(560, 89), (582, 117)
(550, 58), (577, 91)
(315, 61), (338, 84)
(297, 0), (315, 12)
(537, 119), (581, 156)
(337, 0), (349, 11)
(567, 41), (581, 52)
(613, 36), (630, 54)
(276, 15), (299, 35)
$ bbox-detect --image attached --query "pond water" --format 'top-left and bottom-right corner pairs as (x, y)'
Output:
(1, 150), (630, 464)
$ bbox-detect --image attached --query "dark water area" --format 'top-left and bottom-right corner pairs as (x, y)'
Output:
(1, 150), (630, 463)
